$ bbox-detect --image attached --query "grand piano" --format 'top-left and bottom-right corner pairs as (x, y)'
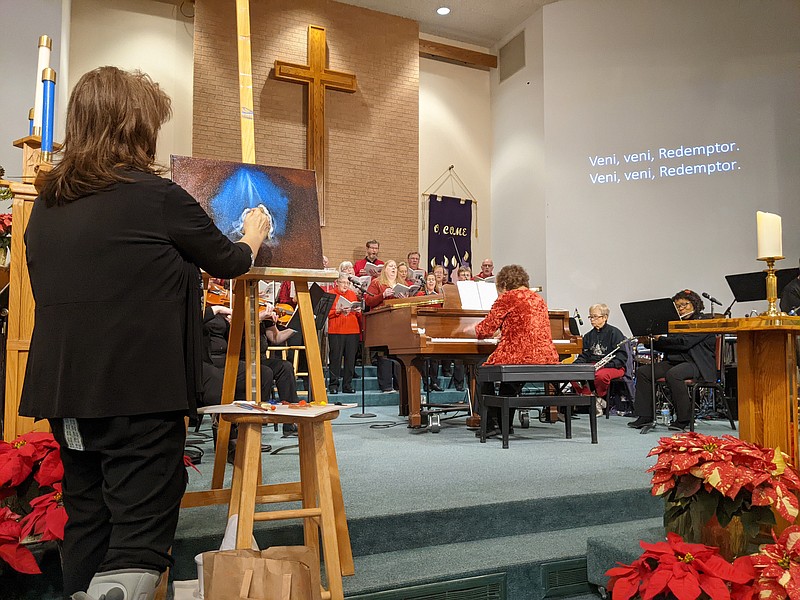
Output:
(364, 285), (582, 428)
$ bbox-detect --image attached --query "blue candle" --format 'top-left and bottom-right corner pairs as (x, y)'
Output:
(28, 108), (34, 136)
(41, 68), (56, 157)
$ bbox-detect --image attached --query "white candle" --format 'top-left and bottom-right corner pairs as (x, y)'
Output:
(756, 211), (783, 259)
(32, 35), (52, 134)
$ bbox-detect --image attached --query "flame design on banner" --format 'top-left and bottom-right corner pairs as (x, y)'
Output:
(427, 195), (473, 278)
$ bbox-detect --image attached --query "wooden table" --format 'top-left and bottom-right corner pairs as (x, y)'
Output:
(670, 316), (800, 466)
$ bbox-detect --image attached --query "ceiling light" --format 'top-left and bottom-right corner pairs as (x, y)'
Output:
(436, 7), (451, 16)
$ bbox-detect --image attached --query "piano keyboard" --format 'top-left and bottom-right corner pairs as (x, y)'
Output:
(429, 337), (499, 344)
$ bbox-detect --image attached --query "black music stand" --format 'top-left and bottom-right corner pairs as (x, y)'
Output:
(620, 298), (680, 435)
(725, 268), (799, 316)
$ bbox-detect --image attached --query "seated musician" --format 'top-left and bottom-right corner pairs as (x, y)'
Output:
(466, 265), (559, 436)
(571, 304), (628, 415)
(327, 273), (361, 394)
(364, 260), (401, 393)
(205, 302), (300, 435)
(628, 289), (715, 432)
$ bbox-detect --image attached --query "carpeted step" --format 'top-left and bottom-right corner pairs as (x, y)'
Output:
(585, 517), (664, 590)
(341, 521), (635, 599)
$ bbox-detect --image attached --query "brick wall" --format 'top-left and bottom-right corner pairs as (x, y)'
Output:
(193, 0), (420, 267)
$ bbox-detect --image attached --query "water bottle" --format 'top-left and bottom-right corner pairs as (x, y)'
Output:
(660, 406), (671, 425)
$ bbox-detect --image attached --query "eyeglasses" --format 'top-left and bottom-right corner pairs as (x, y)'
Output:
(675, 302), (692, 310)
(588, 314), (606, 320)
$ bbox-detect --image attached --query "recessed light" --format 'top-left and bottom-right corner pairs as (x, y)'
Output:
(436, 7), (451, 16)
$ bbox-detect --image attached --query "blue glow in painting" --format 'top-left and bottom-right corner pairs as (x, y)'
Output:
(209, 166), (289, 246)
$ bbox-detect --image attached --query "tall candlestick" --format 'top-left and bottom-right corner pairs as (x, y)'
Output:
(41, 68), (57, 161)
(32, 35), (52, 135)
(756, 211), (783, 260)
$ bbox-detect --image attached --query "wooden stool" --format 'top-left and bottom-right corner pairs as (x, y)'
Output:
(224, 410), (345, 600)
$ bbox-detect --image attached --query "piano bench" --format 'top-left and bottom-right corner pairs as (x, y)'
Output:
(476, 363), (598, 449)
(478, 394), (597, 448)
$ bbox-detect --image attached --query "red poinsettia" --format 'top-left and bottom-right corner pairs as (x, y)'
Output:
(0, 507), (40, 575)
(0, 213), (11, 236)
(741, 525), (800, 600)
(607, 532), (755, 600)
(20, 483), (67, 542)
(648, 433), (800, 546)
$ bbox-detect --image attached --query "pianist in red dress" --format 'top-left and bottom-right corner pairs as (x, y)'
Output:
(472, 264), (558, 434)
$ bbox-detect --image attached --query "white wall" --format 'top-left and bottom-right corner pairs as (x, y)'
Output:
(490, 11), (548, 296)
(69, 0), (194, 172)
(491, 0), (800, 327)
(419, 55), (492, 271)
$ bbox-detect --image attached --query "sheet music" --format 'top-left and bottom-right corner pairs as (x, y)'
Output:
(457, 280), (498, 310)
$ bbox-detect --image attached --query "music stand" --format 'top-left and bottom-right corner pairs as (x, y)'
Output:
(620, 298), (680, 434)
(725, 268), (799, 316)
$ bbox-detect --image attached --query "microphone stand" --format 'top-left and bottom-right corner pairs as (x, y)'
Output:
(350, 279), (376, 419)
(640, 334), (661, 435)
(723, 299), (736, 318)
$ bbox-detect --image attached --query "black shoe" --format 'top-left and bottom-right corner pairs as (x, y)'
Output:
(429, 383), (443, 392)
(328, 386), (339, 395)
(627, 416), (652, 429)
(282, 423), (298, 437)
(455, 385), (465, 392)
(342, 386), (356, 394)
(668, 421), (690, 432)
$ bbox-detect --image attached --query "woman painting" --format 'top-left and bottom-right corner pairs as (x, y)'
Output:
(468, 265), (558, 435)
(19, 67), (270, 600)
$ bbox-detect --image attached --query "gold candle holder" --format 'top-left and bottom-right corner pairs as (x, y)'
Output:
(758, 255), (785, 316)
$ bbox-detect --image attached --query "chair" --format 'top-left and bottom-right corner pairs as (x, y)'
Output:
(688, 335), (736, 431)
(605, 340), (636, 419)
(266, 344), (308, 398)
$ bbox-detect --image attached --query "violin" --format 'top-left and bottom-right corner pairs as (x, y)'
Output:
(205, 282), (275, 313)
(273, 303), (295, 326)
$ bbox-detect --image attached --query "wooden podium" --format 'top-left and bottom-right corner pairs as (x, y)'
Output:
(670, 316), (800, 466)
(3, 136), (50, 441)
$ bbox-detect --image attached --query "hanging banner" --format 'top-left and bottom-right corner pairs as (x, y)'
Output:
(427, 195), (473, 278)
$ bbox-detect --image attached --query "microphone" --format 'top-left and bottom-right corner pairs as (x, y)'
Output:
(574, 308), (583, 326)
(702, 292), (722, 306)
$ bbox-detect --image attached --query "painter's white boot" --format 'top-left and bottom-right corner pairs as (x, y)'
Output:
(72, 569), (160, 600)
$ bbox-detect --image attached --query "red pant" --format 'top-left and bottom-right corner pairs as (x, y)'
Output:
(572, 366), (625, 398)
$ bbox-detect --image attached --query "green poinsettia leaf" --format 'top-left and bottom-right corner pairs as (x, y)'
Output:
(675, 474), (704, 499)
(690, 493), (720, 541)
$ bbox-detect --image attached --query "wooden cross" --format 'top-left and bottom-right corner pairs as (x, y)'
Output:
(275, 25), (357, 225)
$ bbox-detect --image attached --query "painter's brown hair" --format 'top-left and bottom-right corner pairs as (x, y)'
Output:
(42, 66), (171, 205)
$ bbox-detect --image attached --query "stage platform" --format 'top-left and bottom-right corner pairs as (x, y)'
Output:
(1, 400), (738, 599)
(170, 404), (739, 599)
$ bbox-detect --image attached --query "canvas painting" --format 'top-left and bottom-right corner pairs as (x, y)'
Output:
(171, 155), (323, 269)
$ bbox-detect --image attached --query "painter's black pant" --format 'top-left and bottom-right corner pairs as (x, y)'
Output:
(50, 413), (187, 598)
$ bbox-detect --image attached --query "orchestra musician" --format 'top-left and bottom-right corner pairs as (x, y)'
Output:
(465, 265), (559, 436)
(628, 289), (715, 432)
(365, 260), (401, 392)
(571, 304), (628, 415)
(19, 67), (271, 600)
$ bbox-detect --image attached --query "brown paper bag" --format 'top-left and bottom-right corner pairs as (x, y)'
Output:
(203, 547), (321, 600)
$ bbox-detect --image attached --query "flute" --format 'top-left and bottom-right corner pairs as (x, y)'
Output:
(594, 336), (637, 371)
